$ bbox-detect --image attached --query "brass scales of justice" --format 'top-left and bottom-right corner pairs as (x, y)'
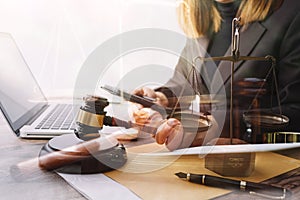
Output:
(182, 17), (289, 177)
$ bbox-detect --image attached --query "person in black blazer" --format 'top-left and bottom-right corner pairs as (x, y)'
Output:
(133, 0), (300, 150)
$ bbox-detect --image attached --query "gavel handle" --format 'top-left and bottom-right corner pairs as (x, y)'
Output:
(38, 137), (101, 171)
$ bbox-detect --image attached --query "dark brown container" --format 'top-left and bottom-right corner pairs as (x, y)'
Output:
(205, 152), (256, 177)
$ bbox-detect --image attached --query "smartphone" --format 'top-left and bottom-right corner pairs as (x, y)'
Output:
(101, 85), (173, 116)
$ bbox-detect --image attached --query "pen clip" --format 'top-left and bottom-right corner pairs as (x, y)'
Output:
(249, 188), (287, 200)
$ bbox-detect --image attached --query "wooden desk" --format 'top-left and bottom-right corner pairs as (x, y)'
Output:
(1, 115), (300, 200)
(0, 119), (85, 200)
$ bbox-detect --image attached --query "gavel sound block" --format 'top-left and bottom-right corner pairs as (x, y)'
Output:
(38, 134), (127, 174)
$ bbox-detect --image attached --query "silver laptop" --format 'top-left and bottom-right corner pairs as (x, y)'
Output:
(0, 32), (77, 138)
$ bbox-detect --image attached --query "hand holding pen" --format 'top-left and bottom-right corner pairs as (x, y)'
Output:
(175, 172), (291, 199)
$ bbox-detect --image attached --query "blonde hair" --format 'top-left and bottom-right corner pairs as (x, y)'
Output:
(177, 0), (281, 38)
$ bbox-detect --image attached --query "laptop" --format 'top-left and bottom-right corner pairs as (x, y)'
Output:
(0, 32), (78, 138)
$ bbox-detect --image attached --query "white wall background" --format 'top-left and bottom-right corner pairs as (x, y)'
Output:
(0, 0), (184, 98)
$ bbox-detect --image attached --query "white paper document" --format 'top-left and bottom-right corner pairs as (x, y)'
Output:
(150, 143), (300, 156)
(57, 142), (300, 200)
(57, 172), (141, 200)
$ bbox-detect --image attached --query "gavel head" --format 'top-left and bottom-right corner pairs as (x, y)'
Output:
(75, 95), (109, 141)
(38, 95), (128, 174)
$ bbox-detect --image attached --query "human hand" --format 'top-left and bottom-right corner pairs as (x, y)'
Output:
(155, 114), (220, 150)
(130, 105), (183, 150)
(133, 87), (169, 107)
(155, 118), (184, 151)
(132, 107), (163, 127)
(131, 107), (221, 151)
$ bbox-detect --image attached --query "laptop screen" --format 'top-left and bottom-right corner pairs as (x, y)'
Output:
(0, 33), (47, 134)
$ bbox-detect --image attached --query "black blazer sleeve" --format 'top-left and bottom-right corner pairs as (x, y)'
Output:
(274, 12), (300, 131)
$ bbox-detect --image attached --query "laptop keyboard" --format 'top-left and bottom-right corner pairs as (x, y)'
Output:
(35, 104), (77, 130)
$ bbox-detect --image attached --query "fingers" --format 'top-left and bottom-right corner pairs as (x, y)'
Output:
(141, 87), (157, 99)
(132, 107), (163, 126)
(155, 118), (184, 151)
(140, 88), (168, 107)
(133, 87), (156, 98)
(133, 108), (151, 125)
(132, 87), (169, 107)
(128, 102), (144, 123)
(132, 88), (145, 96)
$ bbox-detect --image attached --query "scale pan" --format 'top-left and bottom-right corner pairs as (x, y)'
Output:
(172, 111), (211, 132)
(243, 111), (289, 128)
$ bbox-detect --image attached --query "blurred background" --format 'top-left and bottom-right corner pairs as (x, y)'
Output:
(0, 0), (184, 98)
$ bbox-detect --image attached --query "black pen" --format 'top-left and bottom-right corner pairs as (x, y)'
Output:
(175, 172), (291, 199)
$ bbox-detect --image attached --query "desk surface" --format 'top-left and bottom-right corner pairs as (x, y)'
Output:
(1, 116), (300, 200)
(0, 118), (85, 200)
